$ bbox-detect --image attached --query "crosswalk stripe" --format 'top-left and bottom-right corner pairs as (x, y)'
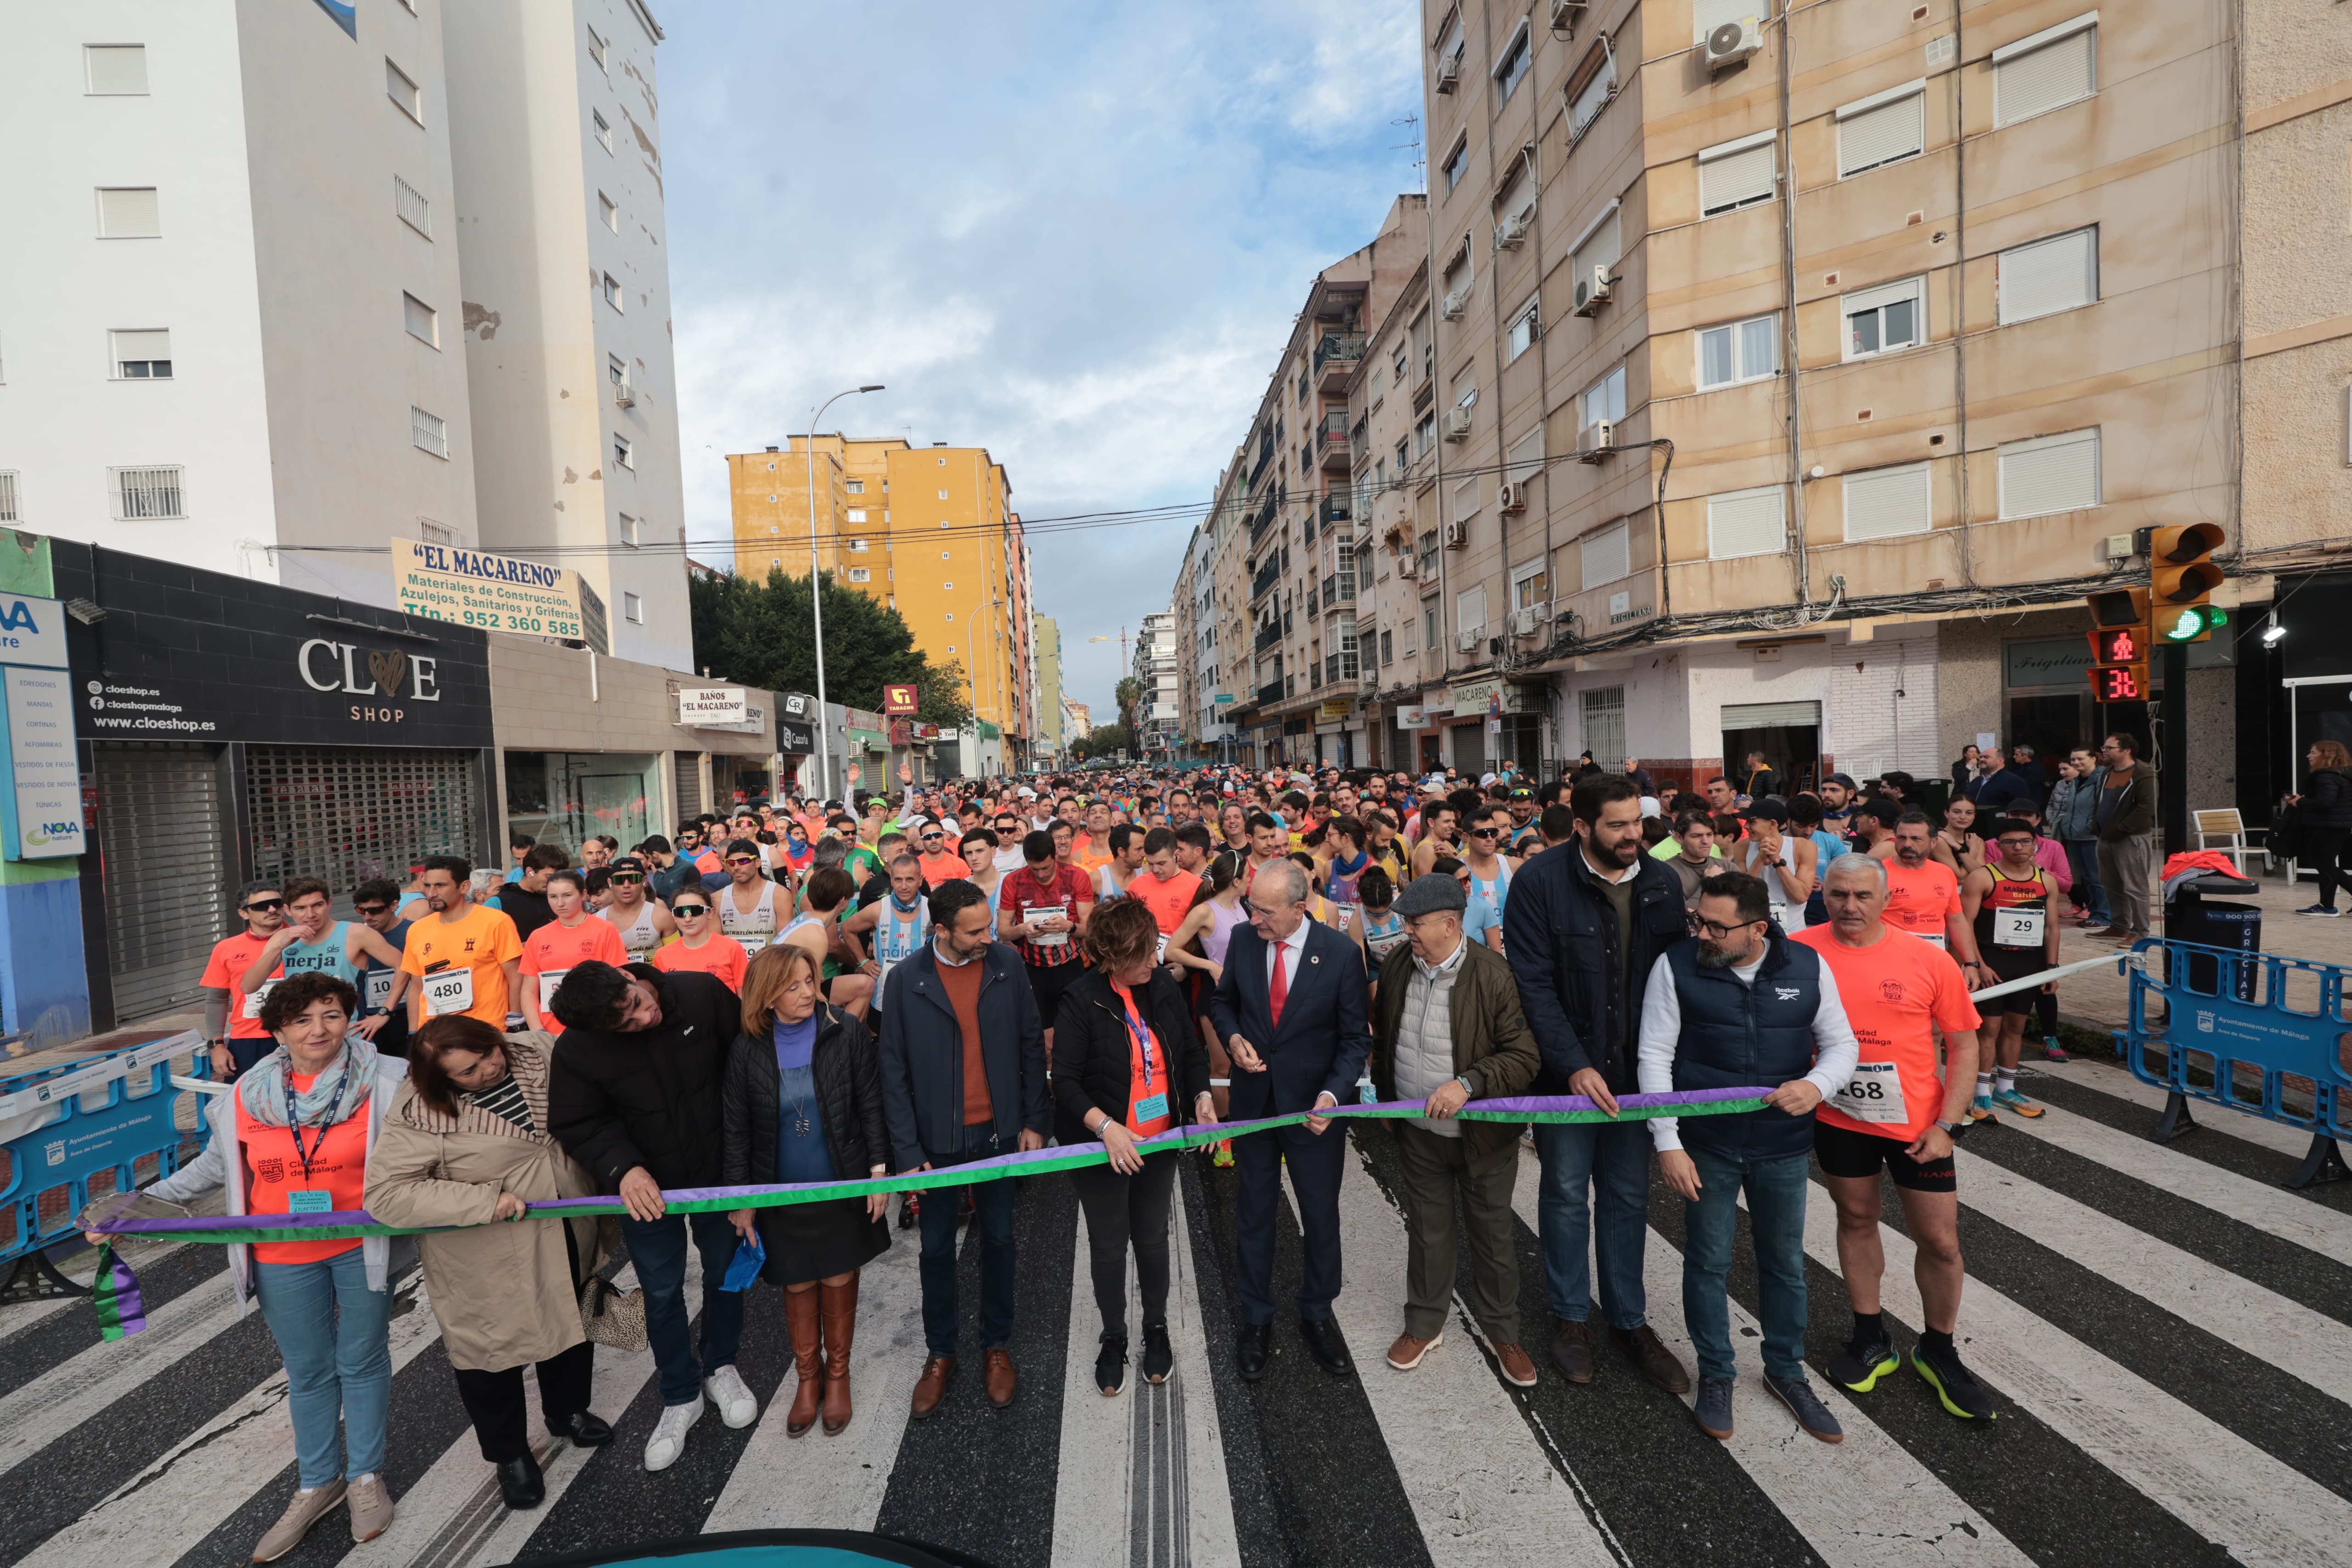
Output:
(2030, 1057), (2319, 1160)
(0, 1240), (199, 1400)
(1333, 1144), (1623, 1568)
(1794, 1189), (2352, 1567)
(0, 1272), (237, 1482)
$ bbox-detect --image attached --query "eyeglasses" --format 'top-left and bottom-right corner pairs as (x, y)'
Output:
(1468, 826), (1500, 838)
(1697, 918), (1764, 939)
(243, 898), (286, 912)
(725, 856), (759, 866)
(353, 904), (390, 917)
(610, 872), (645, 885)
(672, 905), (710, 917)
(922, 834), (944, 843)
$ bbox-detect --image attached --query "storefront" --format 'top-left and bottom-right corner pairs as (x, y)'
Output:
(59, 543), (496, 1028)
(771, 691), (818, 798)
(1443, 678), (1547, 780)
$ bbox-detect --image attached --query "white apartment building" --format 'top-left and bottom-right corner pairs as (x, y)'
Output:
(1135, 608), (1180, 755)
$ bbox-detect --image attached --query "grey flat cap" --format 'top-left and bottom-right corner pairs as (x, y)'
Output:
(1392, 873), (1468, 918)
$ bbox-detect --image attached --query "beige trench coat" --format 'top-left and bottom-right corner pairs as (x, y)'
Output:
(362, 1038), (606, 1372)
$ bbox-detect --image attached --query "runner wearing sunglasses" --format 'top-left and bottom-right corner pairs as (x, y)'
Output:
(717, 839), (786, 946)
(200, 880), (293, 1078)
(651, 896), (750, 991)
(599, 855), (678, 961)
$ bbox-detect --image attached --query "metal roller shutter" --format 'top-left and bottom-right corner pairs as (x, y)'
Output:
(1699, 136), (1776, 215)
(246, 746), (480, 893)
(1451, 720), (1486, 776)
(1843, 463), (1933, 541)
(673, 752), (702, 820)
(1994, 24), (2094, 127)
(1837, 91), (1923, 177)
(1998, 227), (2098, 325)
(1723, 700), (1823, 727)
(95, 742), (226, 1020)
(1998, 429), (2101, 521)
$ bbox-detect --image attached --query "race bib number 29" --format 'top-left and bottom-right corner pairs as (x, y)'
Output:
(1830, 1061), (1907, 1125)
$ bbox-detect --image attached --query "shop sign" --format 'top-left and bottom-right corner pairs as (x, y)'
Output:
(1318, 698), (1351, 722)
(1213, 692), (1235, 705)
(0, 594), (69, 671)
(775, 719), (816, 753)
(1449, 679), (1542, 717)
(392, 538), (609, 654)
(2005, 637), (2093, 690)
(3, 667), (85, 858)
(883, 684), (919, 715)
(1396, 702), (1429, 727)
(677, 686), (749, 726)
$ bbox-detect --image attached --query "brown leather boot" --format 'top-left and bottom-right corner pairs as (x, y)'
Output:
(820, 1273), (859, 1436)
(783, 1286), (823, 1438)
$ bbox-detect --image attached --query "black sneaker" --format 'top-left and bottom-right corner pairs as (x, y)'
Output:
(1825, 1336), (1899, 1393)
(1141, 1322), (1174, 1385)
(1095, 1332), (1129, 1398)
(1912, 1341), (1996, 1420)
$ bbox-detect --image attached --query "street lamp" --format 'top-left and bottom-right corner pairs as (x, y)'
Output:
(804, 384), (883, 800)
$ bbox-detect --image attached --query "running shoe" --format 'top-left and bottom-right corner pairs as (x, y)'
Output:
(1912, 1341), (1997, 1420)
(1965, 1096), (1999, 1126)
(2041, 1038), (2069, 1064)
(1990, 1087), (2044, 1118)
(1095, 1332), (1129, 1398)
(2295, 904), (2342, 918)
(1825, 1336), (1899, 1393)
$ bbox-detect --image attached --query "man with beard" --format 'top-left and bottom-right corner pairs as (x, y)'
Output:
(1638, 874), (1858, 1443)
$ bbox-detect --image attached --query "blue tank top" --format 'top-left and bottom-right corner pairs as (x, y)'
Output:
(280, 923), (360, 985)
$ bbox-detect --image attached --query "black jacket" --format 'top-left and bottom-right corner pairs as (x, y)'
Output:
(1051, 968), (1210, 1145)
(721, 1004), (891, 1185)
(548, 966), (740, 1191)
(1500, 842), (1688, 1093)
(2300, 767), (2352, 831)
(876, 940), (1050, 1171)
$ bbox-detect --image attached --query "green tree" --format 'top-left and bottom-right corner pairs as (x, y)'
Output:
(1114, 675), (1145, 752)
(689, 566), (974, 729)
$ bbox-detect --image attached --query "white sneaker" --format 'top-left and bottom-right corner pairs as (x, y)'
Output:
(644, 1399), (702, 1472)
(705, 1364), (758, 1429)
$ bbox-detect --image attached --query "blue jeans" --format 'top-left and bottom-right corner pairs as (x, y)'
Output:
(2065, 839), (2107, 925)
(253, 1249), (393, 1489)
(621, 1209), (743, 1407)
(1682, 1148), (1809, 1382)
(918, 1123), (1018, 1358)
(1534, 1117), (1651, 1329)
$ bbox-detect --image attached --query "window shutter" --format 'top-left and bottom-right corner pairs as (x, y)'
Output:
(1722, 700), (1822, 728)
(85, 45), (148, 95)
(1999, 430), (2101, 519)
(1699, 139), (1776, 215)
(1453, 477), (1480, 519)
(1843, 277), (1920, 318)
(1995, 26), (2094, 126)
(96, 187), (160, 238)
(1998, 228), (2098, 325)
(1582, 521), (1630, 589)
(1507, 429), (1545, 484)
(1571, 210), (1622, 278)
(1707, 487), (1786, 559)
(1458, 584), (1488, 634)
(1837, 92), (1923, 176)
(112, 330), (170, 363)
(1843, 464), (1933, 541)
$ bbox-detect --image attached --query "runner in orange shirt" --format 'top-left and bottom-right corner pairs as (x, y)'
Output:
(199, 880), (291, 1077)
(520, 870), (628, 1030)
(651, 893), (749, 991)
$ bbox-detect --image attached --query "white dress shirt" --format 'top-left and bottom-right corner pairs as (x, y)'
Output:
(1635, 945), (1860, 1153)
(1264, 915), (1311, 999)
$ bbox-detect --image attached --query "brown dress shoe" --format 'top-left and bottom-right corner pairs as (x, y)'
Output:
(1385, 1330), (1442, 1370)
(783, 1286), (823, 1438)
(1550, 1318), (1594, 1384)
(984, 1347), (1018, 1408)
(820, 1273), (859, 1436)
(911, 1355), (956, 1420)
(1493, 1342), (1539, 1388)
(1612, 1324), (1692, 1394)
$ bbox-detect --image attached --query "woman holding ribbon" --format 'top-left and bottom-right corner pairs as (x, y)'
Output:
(722, 943), (892, 1438)
(363, 1016), (613, 1511)
(137, 971), (409, 1559)
(1054, 896), (1215, 1397)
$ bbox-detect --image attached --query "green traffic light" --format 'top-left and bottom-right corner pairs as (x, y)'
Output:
(2161, 606), (2228, 642)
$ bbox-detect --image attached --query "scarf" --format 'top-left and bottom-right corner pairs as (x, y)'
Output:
(236, 1034), (381, 1128)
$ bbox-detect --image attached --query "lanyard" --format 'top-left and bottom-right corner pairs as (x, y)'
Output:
(1116, 991), (1157, 1093)
(283, 1058), (352, 1183)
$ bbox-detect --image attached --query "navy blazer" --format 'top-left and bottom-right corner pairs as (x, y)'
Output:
(1206, 920), (1373, 1119)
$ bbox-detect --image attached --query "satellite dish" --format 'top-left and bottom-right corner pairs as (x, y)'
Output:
(1709, 21), (1747, 53)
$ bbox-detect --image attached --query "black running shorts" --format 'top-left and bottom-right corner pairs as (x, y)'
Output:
(1814, 1118), (1956, 1194)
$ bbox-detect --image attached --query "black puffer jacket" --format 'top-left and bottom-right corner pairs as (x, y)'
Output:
(721, 1004), (891, 1185)
(2300, 767), (2352, 830)
(1051, 968), (1211, 1146)
(548, 967), (740, 1191)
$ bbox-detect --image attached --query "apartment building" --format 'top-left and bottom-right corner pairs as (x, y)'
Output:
(1035, 615), (1065, 762)
(1135, 609), (1181, 756)
(442, 0), (690, 670)
(1337, 0), (2242, 798)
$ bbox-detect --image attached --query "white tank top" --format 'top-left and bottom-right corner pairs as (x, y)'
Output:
(606, 900), (661, 959)
(719, 879), (782, 945)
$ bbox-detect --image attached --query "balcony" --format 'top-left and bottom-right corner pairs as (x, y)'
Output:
(1257, 679), (1285, 706)
(1314, 332), (1367, 393)
(1322, 572), (1356, 606)
(1254, 619), (1282, 652)
(1320, 496), (1352, 529)
(1318, 413), (1351, 474)
(1251, 558), (1281, 600)
(1307, 589), (1320, 619)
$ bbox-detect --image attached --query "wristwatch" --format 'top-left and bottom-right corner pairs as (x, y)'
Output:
(1935, 1117), (1964, 1137)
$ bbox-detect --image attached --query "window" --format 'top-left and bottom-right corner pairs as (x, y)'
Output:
(592, 109), (612, 152)
(1581, 364), (1626, 432)
(1457, 584), (1487, 637)
(1843, 276), (1924, 359)
(1512, 559), (1550, 611)
(603, 272), (622, 310)
(1698, 132), (1776, 216)
(1837, 82), (1925, 177)
(0, 472), (18, 524)
(1424, 607), (1439, 651)
(848, 567), (872, 583)
(1697, 313), (1777, 388)
(613, 434), (633, 470)
(587, 27), (608, 72)
(1454, 477), (1481, 521)
(608, 352), (627, 389)
(411, 407), (448, 458)
(1580, 686), (1626, 771)
(96, 187), (159, 238)
(1392, 346), (1407, 384)
(937, 488), (950, 499)
(1494, 23), (1532, 102)
(1994, 14), (2096, 127)
(1442, 135), (1469, 192)
(848, 538), (868, 551)
(1507, 427), (1544, 486)
(599, 192), (618, 231)
(1565, 40), (1617, 141)
(1998, 227), (2098, 325)
(845, 508), (867, 525)
(846, 480), (865, 493)
(403, 293), (438, 347)
(419, 517), (460, 547)
(1843, 463), (1933, 540)
(386, 59), (423, 123)
(85, 45), (148, 95)
(623, 592), (644, 624)
(1582, 521), (1630, 589)
(1506, 294), (1540, 362)
(1380, 628), (1394, 664)
(1998, 429), (2101, 520)
(111, 329), (171, 379)
(111, 465), (183, 520)
(394, 175), (431, 237)
(618, 513), (639, 548)
(1414, 409), (1436, 458)
(1708, 485), (1786, 559)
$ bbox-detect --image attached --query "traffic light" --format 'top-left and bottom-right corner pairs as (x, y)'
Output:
(2147, 523), (2228, 643)
(2085, 587), (2149, 703)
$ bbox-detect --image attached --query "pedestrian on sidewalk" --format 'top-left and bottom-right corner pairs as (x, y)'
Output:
(2049, 749), (2109, 928)
(2285, 740), (2352, 916)
(2092, 732), (2159, 943)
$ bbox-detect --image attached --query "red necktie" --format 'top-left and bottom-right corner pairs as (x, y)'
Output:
(1268, 940), (1288, 1028)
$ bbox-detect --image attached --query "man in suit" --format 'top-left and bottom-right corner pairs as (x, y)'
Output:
(1210, 858), (1373, 1380)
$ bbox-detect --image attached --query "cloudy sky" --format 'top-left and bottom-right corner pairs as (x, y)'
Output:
(660, 0), (1425, 719)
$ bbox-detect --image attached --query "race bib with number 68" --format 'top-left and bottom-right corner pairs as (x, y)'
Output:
(1829, 1060), (1907, 1125)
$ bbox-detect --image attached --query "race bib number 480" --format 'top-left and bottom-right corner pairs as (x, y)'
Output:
(423, 968), (475, 1018)
(1830, 1061), (1907, 1125)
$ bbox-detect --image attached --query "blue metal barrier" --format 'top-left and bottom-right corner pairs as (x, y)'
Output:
(2118, 939), (2351, 1189)
(0, 1030), (212, 1299)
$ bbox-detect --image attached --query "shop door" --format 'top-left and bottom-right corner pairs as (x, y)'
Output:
(247, 746), (480, 892)
(2005, 693), (2089, 794)
(1452, 721), (1486, 777)
(94, 742), (229, 1020)
(1721, 701), (1823, 796)
(1419, 733), (1442, 774)
(674, 752), (704, 820)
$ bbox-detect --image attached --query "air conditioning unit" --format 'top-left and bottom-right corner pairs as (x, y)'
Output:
(1497, 482), (1528, 514)
(1436, 49), (1463, 93)
(1443, 406), (1473, 440)
(1441, 287), (1471, 320)
(1549, 0), (1586, 29)
(1578, 420), (1615, 461)
(612, 379), (636, 408)
(1705, 17), (1763, 70)
(1396, 554), (1419, 578)
(1494, 210), (1532, 250)
(1458, 628), (1482, 652)
(1442, 518), (1469, 549)
(1573, 265), (1613, 317)
(1513, 606), (1545, 635)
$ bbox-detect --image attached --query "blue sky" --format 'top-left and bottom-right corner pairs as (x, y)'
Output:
(660, 0), (1425, 720)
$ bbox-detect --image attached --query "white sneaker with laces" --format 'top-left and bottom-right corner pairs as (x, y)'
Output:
(705, 1364), (758, 1429)
(644, 1398), (702, 1472)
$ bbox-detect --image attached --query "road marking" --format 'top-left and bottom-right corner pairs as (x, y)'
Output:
(2028, 1057), (2319, 1160)
(0, 1273), (237, 1481)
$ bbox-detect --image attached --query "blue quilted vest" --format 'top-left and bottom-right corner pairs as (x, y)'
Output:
(1663, 934), (1823, 1163)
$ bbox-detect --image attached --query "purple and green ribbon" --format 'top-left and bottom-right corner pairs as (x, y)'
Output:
(89, 1088), (1773, 1247)
(90, 1244), (147, 1340)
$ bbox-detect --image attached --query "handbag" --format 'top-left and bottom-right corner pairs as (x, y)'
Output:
(2268, 802), (2305, 863)
(578, 1257), (647, 1353)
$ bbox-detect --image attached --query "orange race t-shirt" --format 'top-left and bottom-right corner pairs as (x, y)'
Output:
(652, 933), (749, 992)
(916, 850), (967, 886)
(1129, 869), (1202, 939)
(202, 931), (280, 1040)
(1793, 925), (1982, 1143)
(1110, 982), (1172, 1138)
(520, 916), (629, 1029)
(400, 903), (523, 1026)
(238, 1078), (368, 1265)
(1883, 860), (1963, 948)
